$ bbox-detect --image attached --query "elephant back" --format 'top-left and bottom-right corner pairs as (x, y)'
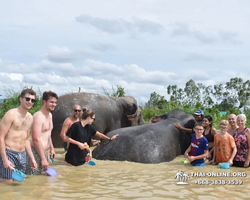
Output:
(52, 92), (144, 147)
(166, 109), (196, 129)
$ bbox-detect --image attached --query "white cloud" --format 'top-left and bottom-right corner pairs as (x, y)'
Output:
(76, 14), (163, 35)
(46, 46), (96, 63)
(0, 0), (250, 104)
(0, 73), (23, 82)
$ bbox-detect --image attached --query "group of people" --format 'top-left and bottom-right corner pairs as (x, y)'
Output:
(0, 88), (118, 184)
(60, 105), (118, 166)
(177, 110), (250, 168)
(1, 89), (249, 183)
(0, 89), (58, 183)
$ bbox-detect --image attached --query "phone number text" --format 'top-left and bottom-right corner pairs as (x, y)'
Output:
(194, 180), (243, 185)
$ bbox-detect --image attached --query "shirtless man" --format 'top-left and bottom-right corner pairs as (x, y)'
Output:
(26, 91), (58, 175)
(60, 105), (100, 151)
(228, 114), (238, 136)
(60, 105), (82, 151)
(0, 89), (37, 183)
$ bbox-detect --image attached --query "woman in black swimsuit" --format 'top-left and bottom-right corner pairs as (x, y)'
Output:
(202, 115), (217, 160)
(64, 108), (118, 166)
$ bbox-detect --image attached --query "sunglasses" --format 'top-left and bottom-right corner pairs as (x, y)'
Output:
(73, 110), (81, 113)
(24, 97), (36, 103)
(91, 117), (95, 121)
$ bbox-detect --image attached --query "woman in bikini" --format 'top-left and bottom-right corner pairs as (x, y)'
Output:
(202, 115), (217, 160)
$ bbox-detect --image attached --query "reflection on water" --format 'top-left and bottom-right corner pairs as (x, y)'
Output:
(1, 148), (250, 200)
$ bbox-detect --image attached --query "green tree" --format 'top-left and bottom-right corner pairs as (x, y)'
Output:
(203, 85), (214, 107)
(238, 80), (250, 109)
(102, 85), (126, 97)
(167, 85), (185, 104)
(145, 92), (167, 109)
(184, 79), (200, 107)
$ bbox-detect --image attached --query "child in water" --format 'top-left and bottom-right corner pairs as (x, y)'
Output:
(210, 120), (237, 165)
(184, 123), (209, 166)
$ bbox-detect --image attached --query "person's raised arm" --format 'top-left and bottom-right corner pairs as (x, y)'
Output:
(174, 123), (193, 133)
(95, 131), (118, 141)
(32, 112), (48, 170)
(0, 110), (15, 169)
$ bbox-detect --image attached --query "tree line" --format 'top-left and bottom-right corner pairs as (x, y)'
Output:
(143, 77), (250, 128)
(1, 77), (250, 128)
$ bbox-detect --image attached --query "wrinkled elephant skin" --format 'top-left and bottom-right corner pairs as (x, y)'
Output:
(52, 92), (145, 147)
(92, 109), (196, 163)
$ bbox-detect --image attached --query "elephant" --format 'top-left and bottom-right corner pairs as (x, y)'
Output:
(51, 92), (145, 147)
(92, 109), (196, 164)
(148, 114), (168, 124)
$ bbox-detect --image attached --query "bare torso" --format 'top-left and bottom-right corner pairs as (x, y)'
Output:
(31, 111), (53, 151)
(228, 126), (238, 136)
(4, 108), (33, 152)
(61, 116), (79, 137)
(68, 116), (79, 128)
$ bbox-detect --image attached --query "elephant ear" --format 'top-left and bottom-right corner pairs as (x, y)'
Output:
(127, 112), (137, 122)
(148, 114), (168, 124)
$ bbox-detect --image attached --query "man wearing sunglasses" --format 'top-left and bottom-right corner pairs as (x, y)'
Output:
(60, 105), (82, 151)
(60, 105), (100, 152)
(26, 91), (58, 175)
(0, 89), (37, 183)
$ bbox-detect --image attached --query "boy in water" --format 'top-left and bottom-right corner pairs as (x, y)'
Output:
(184, 123), (209, 166)
(211, 120), (237, 165)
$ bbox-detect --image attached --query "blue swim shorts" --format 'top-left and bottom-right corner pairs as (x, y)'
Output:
(0, 148), (26, 180)
(191, 162), (205, 167)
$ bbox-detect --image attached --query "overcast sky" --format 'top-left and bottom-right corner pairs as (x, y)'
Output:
(0, 0), (249, 105)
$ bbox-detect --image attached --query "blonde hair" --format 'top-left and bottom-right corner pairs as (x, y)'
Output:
(220, 120), (228, 127)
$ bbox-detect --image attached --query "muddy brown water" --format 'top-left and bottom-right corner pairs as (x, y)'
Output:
(1, 148), (250, 200)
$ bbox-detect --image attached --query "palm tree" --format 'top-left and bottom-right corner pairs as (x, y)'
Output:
(174, 170), (183, 182)
(182, 173), (190, 182)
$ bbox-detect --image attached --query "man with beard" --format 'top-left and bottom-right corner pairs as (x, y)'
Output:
(0, 89), (37, 183)
(228, 114), (238, 136)
(26, 91), (58, 175)
(60, 105), (100, 152)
